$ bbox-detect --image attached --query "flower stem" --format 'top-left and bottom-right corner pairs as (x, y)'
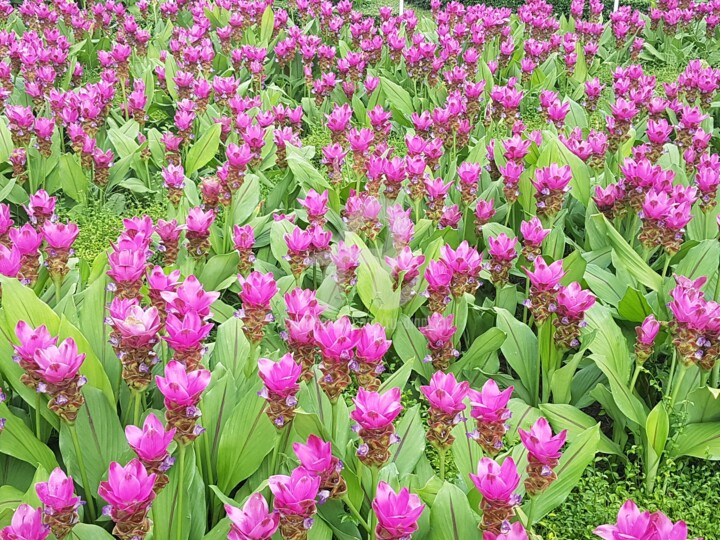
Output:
(669, 363), (689, 410)
(53, 276), (62, 306)
(35, 393), (42, 440)
(629, 363), (642, 394)
(176, 444), (187, 540)
(342, 495), (370, 532)
(69, 422), (97, 522)
(661, 253), (672, 280)
(439, 448), (446, 482)
(369, 467), (379, 539)
(132, 390), (143, 426)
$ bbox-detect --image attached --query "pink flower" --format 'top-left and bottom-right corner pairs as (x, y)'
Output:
(34, 338), (85, 385)
(298, 189), (329, 224)
(385, 247), (425, 285)
(125, 413), (176, 463)
(258, 353), (302, 398)
(9, 224), (42, 255)
(556, 282), (596, 321)
(420, 371), (469, 415)
(156, 361), (211, 408)
(42, 222), (79, 250)
(315, 316), (358, 361)
(185, 207), (215, 235)
(35, 467), (82, 515)
(523, 257), (565, 292)
(351, 387), (403, 430)
(284, 288), (325, 320)
(268, 468), (320, 516)
(112, 305), (162, 349)
(520, 217), (550, 247)
(483, 522), (529, 540)
(1, 504), (50, 540)
(355, 323), (391, 364)
(292, 435), (336, 477)
(469, 457), (521, 504)
(25, 190), (56, 224)
(440, 241), (482, 278)
(488, 233), (518, 262)
(372, 482), (425, 540)
(163, 311), (212, 352)
(238, 271), (278, 308)
(519, 417), (567, 465)
(593, 500), (652, 540)
(533, 163), (572, 192)
(98, 460), (156, 515)
(161, 275), (219, 319)
(420, 313), (456, 350)
(14, 322), (57, 362)
(225, 493), (280, 540)
(0, 244), (21, 277)
(468, 379), (513, 423)
(636, 315), (660, 346)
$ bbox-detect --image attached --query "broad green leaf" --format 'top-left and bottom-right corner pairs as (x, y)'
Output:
(450, 328), (506, 375)
(646, 402), (669, 458)
(199, 253), (240, 291)
(56, 154), (88, 203)
(380, 77), (413, 121)
(675, 240), (720, 286)
(669, 422), (720, 459)
(617, 288), (653, 323)
(185, 123), (221, 174)
(71, 524), (116, 539)
(0, 118), (13, 162)
(286, 143), (330, 191)
(389, 405), (425, 476)
(451, 414), (483, 485)
(539, 403), (622, 455)
(584, 264), (626, 306)
(259, 5), (274, 44)
(0, 403), (58, 471)
(392, 314), (432, 380)
(524, 424), (600, 523)
(429, 482), (479, 539)
(495, 308), (538, 404)
(217, 382), (277, 493)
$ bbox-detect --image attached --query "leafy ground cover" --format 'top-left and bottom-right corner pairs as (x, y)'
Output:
(0, 0), (719, 539)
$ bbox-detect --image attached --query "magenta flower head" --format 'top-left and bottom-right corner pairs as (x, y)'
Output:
(519, 417), (567, 495)
(648, 510), (699, 540)
(156, 361), (211, 444)
(298, 189), (329, 227)
(487, 233), (518, 285)
(25, 189), (56, 227)
(421, 371), (469, 449)
(185, 207), (215, 259)
(483, 522), (529, 540)
(163, 311), (212, 371)
(470, 457), (521, 534)
(155, 219), (182, 265)
(233, 224), (256, 275)
(293, 434), (347, 500)
(14, 321), (57, 387)
(440, 241), (483, 297)
(520, 217), (550, 261)
(35, 467), (81, 539)
(258, 353), (302, 427)
(419, 313), (457, 371)
(125, 413), (176, 489)
(315, 316), (358, 402)
(467, 379), (513, 455)
(635, 314), (661, 364)
(268, 468), (320, 538)
(593, 500), (652, 540)
(354, 323), (391, 390)
(98, 459), (156, 539)
(331, 241), (360, 294)
(424, 260), (453, 313)
(554, 282), (596, 348)
(237, 271), (278, 343)
(1, 504), (50, 540)
(523, 257), (566, 325)
(372, 482), (425, 540)
(33, 337), (86, 421)
(225, 493), (280, 540)
(42, 221), (79, 279)
(475, 200), (496, 231)
(285, 288), (325, 321)
(161, 275), (219, 321)
(351, 387), (403, 467)
(532, 164), (572, 217)
(0, 244), (21, 278)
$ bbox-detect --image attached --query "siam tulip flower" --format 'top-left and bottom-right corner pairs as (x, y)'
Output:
(285, 289), (325, 321)
(0, 244), (21, 279)
(519, 417), (567, 495)
(321, 143), (348, 187)
(34, 338), (86, 423)
(424, 260), (453, 314)
(440, 241), (483, 297)
(110, 304), (162, 389)
(42, 221), (79, 279)
(162, 165), (186, 206)
(285, 314), (320, 383)
(9, 224), (41, 284)
(554, 282), (596, 348)
(125, 413), (176, 492)
(420, 371), (469, 450)
(293, 435), (346, 500)
(268, 468), (320, 540)
(343, 191), (382, 240)
(487, 234), (518, 286)
(258, 353), (302, 428)
(0, 203), (13, 246)
(420, 313), (458, 371)
(475, 199), (496, 233)
(593, 500), (652, 540)
(532, 164), (572, 217)
(225, 493), (280, 540)
(523, 257), (566, 325)
(284, 227), (313, 278)
(424, 176), (453, 222)
(386, 247), (426, 305)
(330, 241), (360, 295)
(695, 166), (720, 211)
(635, 314), (661, 364)
(499, 161), (524, 204)
(520, 217), (550, 261)
(155, 219), (182, 265)
(200, 176), (223, 210)
(372, 482), (425, 540)
(1, 504), (50, 540)
(351, 387), (403, 467)
(457, 162), (482, 206)
(25, 190), (56, 228)
(667, 276), (717, 370)
(470, 457), (521, 534)
(233, 225), (256, 275)
(353, 323), (391, 390)
(467, 379), (513, 454)
(387, 206), (414, 250)
(98, 460), (156, 540)
(14, 322), (57, 389)
(35, 468), (82, 540)
(156, 361), (211, 444)
(237, 272), (278, 343)
(146, 267), (180, 323)
(185, 207), (215, 259)
(482, 522), (529, 540)
(593, 184), (624, 220)
(439, 205), (462, 230)
(107, 248), (147, 300)
(163, 312), (212, 371)
(161, 275), (218, 321)
(315, 316), (358, 402)
(225, 143), (254, 190)
(298, 189), (329, 228)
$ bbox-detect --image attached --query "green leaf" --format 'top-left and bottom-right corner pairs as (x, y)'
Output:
(380, 77), (413, 121)
(286, 143), (330, 191)
(165, 54), (179, 101)
(675, 240), (720, 285)
(617, 288), (653, 323)
(217, 383), (277, 493)
(0, 118), (13, 163)
(539, 403), (622, 455)
(495, 308), (538, 404)
(670, 421), (720, 459)
(590, 215), (662, 291)
(185, 123), (221, 174)
(71, 524), (116, 539)
(56, 154), (88, 203)
(524, 424), (600, 523)
(451, 414), (483, 484)
(645, 402), (669, 458)
(450, 328), (506, 375)
(429, 482), (479, 539)
(389, 405), (425, 475)
(0, 403), (58, 471)
(392, 314), (431, 380)
(259, 5), (274, 44)
(584, 264), (626, 306)
(59, 387), (128, 505)
(199, 253), (240, 291)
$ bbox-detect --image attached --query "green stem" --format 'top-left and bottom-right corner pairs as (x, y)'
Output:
(176, 444), (187, 540)
(629, 363), (642, 394)
(369, 467), (380, 540)
(661, 254), (672, 280)
(121, 79), (129, 122)
(413, 198), (421, 223)
(711, 362), (719, 389)
(342, 495), (370, 532)
(69, 422), (97, 522)
(53, 276), (62, 305)
(132, 390), (143, 426)
(35, 394), (42, 440)
(527, 496), (537, 527)
(669, 363), (689, 410)
(270, 425), (292, 476)
(439, 448), (446, 482)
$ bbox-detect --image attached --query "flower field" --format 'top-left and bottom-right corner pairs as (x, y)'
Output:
(0, 0), (719, 538)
